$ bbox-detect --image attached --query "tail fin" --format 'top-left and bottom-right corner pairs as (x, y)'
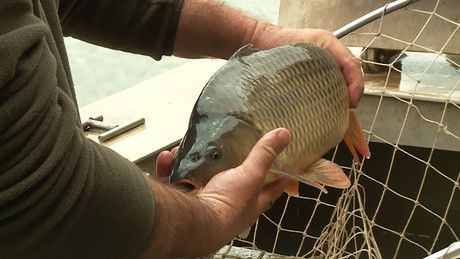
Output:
(343, 111), (371, 165)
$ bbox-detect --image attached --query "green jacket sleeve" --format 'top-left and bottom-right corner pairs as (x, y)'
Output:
(0, 0), (183, 257)
(59, 0), (184, 60)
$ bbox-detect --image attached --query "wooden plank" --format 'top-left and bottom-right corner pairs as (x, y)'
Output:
(79, 58), (226, 162)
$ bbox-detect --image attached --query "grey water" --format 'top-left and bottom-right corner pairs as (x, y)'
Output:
(67, 0), (281, 107)
(399, 52), (460, 97)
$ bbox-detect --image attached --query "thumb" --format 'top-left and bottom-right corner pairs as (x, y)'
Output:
(241, 128), (291, 186)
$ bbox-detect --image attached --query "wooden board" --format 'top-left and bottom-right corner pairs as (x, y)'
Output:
(79, 58), (226, 162)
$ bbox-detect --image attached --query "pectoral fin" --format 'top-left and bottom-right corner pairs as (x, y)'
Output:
(284, 179), (300, 196)
(344, 111), (371, 165)
(304, 159), (351, 190)
(270, 166), (328, 195)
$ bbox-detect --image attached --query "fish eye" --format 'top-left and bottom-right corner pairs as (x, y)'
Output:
(207, 147), (222, 161)
(211, 151), (221, 160)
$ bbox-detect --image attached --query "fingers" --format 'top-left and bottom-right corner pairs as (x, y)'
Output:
(312, 29), (364, 108)
(245, 129), (289, 214)
(332, 53), (363, 108)
(347, 79), (364, 108)
(196, 129), (290, 239)
(171, 146), (178, 156)
(328, 46), (363, 108)
(156, 151), (173, 182)
(342, 56), (364, 108)
(254, 25), (364, 108)
(241, 128), (291, 189)
(331, 48), (363, 108)
(156, 146), (178, 183)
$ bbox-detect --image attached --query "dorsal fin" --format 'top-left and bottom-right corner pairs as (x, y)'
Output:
(229, 43), (260, 64)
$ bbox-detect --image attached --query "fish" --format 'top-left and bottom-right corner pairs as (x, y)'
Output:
(169, 42), (370, 196)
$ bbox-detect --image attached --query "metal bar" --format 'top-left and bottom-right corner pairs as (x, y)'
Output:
(98, 117), (145, 142)
(422, 242), (460, 259)
(333, 0), (421, 39)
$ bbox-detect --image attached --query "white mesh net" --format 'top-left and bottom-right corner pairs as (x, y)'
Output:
(215, 1), (460, 258)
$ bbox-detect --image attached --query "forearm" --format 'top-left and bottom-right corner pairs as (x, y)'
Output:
(173, 0), (322, 59)
(173, 0), (266, 59)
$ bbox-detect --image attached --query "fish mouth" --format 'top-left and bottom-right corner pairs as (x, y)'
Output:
(172, 180), (202, 194)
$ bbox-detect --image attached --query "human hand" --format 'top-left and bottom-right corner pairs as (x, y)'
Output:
(142, 128), (290, 258)
(251, 25), (364, 108)
(196, 128), (290, 239)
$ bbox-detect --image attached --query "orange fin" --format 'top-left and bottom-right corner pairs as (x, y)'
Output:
(270, 166), (327, 194)
(284, 179), (299, 196)
(304, 159), (351, 190)
(344, 111), (371, 165)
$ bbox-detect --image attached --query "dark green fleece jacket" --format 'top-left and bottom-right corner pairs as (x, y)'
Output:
(0, 0), (183, 258)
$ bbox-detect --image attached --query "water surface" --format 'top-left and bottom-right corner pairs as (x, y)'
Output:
(67, 0), (281, 107)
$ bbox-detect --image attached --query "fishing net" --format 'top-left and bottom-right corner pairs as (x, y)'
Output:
(211, 1), (460, 258)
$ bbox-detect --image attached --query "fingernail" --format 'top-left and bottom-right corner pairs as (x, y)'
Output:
(276, 129), (291, 146)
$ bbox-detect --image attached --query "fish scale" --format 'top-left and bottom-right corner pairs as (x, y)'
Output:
(170, 42), (370, 195)
(230, 44), (347, 169)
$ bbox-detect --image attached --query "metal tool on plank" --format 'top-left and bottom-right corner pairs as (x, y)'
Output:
(82, 115), (145, 142)
(82, 115), (104, 131)
(82, 114), (119, 132)
(98, 117), (145, 142)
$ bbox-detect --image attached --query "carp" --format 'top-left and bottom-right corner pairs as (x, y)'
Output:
(169, 43), (370, 195)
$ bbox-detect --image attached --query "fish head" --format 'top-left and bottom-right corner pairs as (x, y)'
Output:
(170, 115), (260, 193)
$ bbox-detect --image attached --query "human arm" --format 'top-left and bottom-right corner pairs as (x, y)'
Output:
(173, 0), (363, 107)
(59, 0), (184, 60)
(0, 1), (158, 258)
(139, 128), (290, 258)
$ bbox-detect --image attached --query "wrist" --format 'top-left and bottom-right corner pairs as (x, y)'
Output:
(248, 20), (273, 50)
(139, 177), (228, 258)
(248, 23), (327, 51)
